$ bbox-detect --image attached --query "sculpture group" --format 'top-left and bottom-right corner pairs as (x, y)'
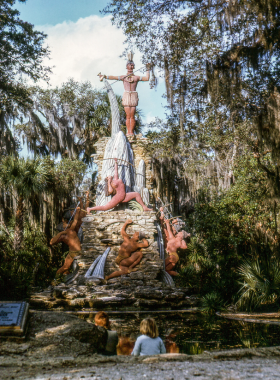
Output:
(50, 53), (190, 284)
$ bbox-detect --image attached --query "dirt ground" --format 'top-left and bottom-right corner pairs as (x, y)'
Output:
(1, 311), (280, 379)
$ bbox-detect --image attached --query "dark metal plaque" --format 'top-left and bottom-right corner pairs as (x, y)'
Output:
(0, 301), (29, 335)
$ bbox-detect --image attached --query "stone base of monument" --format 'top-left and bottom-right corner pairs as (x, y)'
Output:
(30, 210), (199, 310)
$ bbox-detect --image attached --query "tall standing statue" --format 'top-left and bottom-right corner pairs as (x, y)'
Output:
(98, 52), (150, 136)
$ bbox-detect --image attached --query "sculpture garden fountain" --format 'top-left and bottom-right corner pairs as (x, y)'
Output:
(30, 58), (197, 311)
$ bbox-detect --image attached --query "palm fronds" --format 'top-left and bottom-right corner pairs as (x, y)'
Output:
(201, 291), (227, 314)
(237, 258), (280, 310)
(186, 236), (207, 265)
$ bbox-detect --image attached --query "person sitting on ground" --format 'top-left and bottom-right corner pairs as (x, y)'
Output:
(87, 158), (152, 212)
(50, 207), (82, 277)
(94, 311), (119, 356)
(131, 318), (166, 356)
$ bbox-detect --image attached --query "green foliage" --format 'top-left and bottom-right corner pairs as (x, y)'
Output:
(0, 155), (50, 198)
(15, 79), (144, 161)
(201, 292), (227, 315)
(237, 257), (280, 311)
(106, 0), (280, 221)
(176, 152), (280, 310)
(0, 0), (49, 155)
(0, 220), (59, 300)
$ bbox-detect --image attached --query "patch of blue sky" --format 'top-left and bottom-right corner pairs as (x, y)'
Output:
(15, 0), (108, 25)
(14, 0), (167, 133)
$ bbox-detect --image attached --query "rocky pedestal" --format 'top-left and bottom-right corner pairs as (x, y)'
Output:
(30, 210), (198, 310)
(81, 210), (162, 285)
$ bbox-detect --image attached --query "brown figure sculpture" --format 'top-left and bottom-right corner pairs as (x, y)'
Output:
(50, 207), (82, 276)
(87, 158), (152, 213)
(164, 217), (190, 276)
(66, 192), (90, 233)
(98, 52), (150, 136)
(105, 219), (149, 281)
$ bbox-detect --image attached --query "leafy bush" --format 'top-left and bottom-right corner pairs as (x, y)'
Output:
(201, 292), (227, 315)
(0, 220), (61, 300)
(179, 154), (280, 310)
(237, 256), (280, 311)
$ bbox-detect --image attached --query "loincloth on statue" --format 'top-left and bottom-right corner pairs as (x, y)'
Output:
(115, 253), (129, 265)
(122, 91), (139, 107)
(68, 250), (82, 259)
(168, 251), (179, 263)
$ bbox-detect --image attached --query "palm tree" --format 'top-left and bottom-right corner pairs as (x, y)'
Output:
(0, 156), (50, 251)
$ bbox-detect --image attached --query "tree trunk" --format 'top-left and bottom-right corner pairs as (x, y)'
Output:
(14, 195), (24, 251)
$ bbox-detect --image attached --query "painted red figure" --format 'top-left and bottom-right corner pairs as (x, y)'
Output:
(105, 219), (149, 281)
(98, 52), (150, 136)
(87, 158), (152, 213)
(162, 215), (190, 276)
(50, 207), (82, 276)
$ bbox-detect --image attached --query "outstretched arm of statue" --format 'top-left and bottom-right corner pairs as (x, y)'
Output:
(121, 219), (133, 240)
(165, 219), (175, 240)
(139, 64), (150, 81)
(98, 73), (123, 81)
(107, 75), (123, 80)
(69, 207), (80, 231)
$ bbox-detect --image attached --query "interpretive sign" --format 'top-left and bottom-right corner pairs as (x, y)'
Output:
(0, 301), (29, 336)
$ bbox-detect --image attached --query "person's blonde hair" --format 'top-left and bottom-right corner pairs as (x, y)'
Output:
(94, 311), (110, 329)
(140, 318), (159, 338)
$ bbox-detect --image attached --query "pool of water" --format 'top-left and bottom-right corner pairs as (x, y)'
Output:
(79, 311), (280, 355)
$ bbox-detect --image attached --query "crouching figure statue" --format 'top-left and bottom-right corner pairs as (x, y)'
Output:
(105, 219), (149, 281)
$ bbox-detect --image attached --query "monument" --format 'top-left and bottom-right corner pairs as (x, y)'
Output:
(29, 55), (195, 311)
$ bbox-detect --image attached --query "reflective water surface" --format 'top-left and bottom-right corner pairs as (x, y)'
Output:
(80, 311), (280, 355)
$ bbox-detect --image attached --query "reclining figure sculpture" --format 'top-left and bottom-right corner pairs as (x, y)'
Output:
(87, 158), (152, 212)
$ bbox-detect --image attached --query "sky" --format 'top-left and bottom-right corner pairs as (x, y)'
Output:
(15, 0), (167, 126)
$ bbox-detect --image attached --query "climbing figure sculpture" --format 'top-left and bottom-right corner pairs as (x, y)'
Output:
(87, 158), (152, 212)
(50, 207), (82, 276)
(161, 212), (190, 276)
(105, 219), (149, 281)
(98, 52), (150, 136)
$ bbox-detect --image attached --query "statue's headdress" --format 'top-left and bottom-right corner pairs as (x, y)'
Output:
(127, 51), (134, 66)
